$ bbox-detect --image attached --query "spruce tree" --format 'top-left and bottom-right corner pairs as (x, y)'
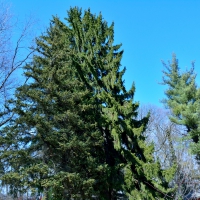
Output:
(67, 8), (176, 199)
(0, 7), (175, 199)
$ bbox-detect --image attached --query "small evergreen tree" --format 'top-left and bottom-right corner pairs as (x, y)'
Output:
(0, 7), (175, 199)
(162, 54), (200, 158)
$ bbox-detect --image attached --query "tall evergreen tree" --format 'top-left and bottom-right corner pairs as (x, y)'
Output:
(162, 54), (200, 157)
(0, 8), (175, 199)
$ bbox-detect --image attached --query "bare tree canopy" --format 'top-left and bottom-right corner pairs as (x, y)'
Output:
(139, 104), (200, 199)
(0, 0), (35, 127)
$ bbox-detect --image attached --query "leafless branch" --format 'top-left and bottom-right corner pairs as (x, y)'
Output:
(139, 104), (200, 199)
(0, 0), (36, 127)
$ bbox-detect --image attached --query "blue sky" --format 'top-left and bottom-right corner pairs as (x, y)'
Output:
(9, 0), (200, 106)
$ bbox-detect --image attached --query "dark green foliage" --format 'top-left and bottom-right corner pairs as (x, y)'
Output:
(0, 8), (175, 199)
(1, 14), (107, 199)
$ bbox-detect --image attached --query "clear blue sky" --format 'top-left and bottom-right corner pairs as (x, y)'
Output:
(10, 0), (200, 106)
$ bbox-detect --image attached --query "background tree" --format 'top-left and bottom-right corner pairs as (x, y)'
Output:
(0, 0), (35, 198)
(139, 104), (200, 199)
(0, 0), (34, 128)
(0, 7), (175, 199)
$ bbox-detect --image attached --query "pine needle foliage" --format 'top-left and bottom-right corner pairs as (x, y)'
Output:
(162, 54), (200, 158)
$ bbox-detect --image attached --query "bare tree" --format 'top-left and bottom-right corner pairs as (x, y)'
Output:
(139, 104), (200, 199)
(0, 0), (35, 127)
(0, 1), (36, 198)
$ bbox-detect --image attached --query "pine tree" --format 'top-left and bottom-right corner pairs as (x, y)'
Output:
(162, 54), (200, 158)
(0, 7), (175, 199)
